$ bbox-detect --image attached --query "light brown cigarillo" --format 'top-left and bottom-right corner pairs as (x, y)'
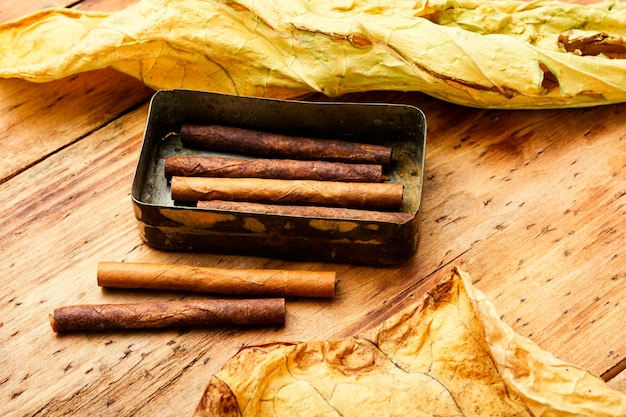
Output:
(164, 155), (385, 183)
(171, 176), (404, 210)
(49, 298), (285, 332)
(197, 200), (414, 224)
(179, 124), (393, 167)
(97, 262), (336, 298)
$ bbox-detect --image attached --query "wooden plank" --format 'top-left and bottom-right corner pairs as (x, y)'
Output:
(0, 104), (370, 415)
(2, 90), (625, 416)
(0, 0), (149, 184)
(0, 1), (72, 23)
(0, 73), (153, 184)
(0, 0), (137, 23)
(73, 0), (139, 13)
(420, 102), (626, 377)
(321, 91), (626, 378)
(1, 0), (625, 415)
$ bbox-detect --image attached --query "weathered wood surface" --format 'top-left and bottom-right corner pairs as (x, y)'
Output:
(1, 0), (625, 415)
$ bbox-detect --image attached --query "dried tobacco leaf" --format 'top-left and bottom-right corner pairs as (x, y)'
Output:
(1, 0), (626, 109)
(193, 268), (626, 417)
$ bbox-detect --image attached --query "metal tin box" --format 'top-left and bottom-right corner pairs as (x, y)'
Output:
(132, 90), (426, 265)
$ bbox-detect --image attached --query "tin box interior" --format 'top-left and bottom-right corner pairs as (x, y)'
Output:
(132, 90), (426, 265)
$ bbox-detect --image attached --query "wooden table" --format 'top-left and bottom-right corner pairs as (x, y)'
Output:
(2, 0), (625, 415)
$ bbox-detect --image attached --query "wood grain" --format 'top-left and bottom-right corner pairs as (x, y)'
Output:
(0, 1), (71, 23)
(0, 72), (153, 184)
(1, 0), (625, 415)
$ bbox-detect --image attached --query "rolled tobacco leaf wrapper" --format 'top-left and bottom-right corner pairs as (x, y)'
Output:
(197, 200), (414, 224)
(97, 262), (336, 298)
(164, 155), (385, 183)
(171, 176), (404, 210)
(49, 298), (286, 332)
(179, 124), (393, 167)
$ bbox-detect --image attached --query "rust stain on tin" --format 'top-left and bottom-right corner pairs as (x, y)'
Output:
(243, 217), (266, 232)
(309, 219), (359, 232)
(159, 208), (236, 228)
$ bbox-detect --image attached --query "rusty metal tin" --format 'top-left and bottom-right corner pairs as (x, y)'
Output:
(132, 90), (426, 265)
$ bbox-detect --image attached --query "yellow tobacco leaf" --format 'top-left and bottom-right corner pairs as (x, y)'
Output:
(1, 0), (626, 108)
(193, 268), (626, 416)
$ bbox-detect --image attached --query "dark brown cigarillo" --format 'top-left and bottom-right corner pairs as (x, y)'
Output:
(197, 200), (414, 224)
(97, 262), (336, 298)
(179, 124), (393, 167)
(164, 155), (385, 183)
(171, 176), (404, 210)
(49, 298), (285, 332)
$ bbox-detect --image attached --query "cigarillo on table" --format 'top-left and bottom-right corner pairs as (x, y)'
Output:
(97, 262), (336, 298)
(164, 156), (386, 183)
(179, 124), (393, 167)
(171, 176), (404, 210)
(49, 298), (285, 333)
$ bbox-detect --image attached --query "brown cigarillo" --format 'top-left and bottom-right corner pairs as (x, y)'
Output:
(171, 176), (404, 210)
(164, 156), (385, 183)
(97, 262), (336, 298)
(49, 298), (285, 332)
(179, 124), (393, 167)
(197, 200), (414, 224)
